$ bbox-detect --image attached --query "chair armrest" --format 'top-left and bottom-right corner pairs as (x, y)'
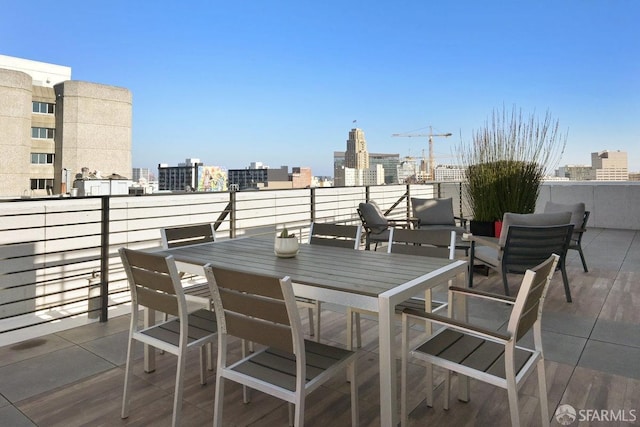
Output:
(469, 234), (501, 250)
(448, 286), (516, 304)
(388, 218), (416, 229)
(403, 308), (511, 342)
(454, 216), (468, 228)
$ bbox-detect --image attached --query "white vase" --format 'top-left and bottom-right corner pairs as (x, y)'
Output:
(274, 235), (299, 258)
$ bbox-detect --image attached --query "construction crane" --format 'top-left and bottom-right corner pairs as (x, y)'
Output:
(392, 126), (452, 181)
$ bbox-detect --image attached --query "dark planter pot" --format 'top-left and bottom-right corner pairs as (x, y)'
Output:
(470, 220), (495, 237)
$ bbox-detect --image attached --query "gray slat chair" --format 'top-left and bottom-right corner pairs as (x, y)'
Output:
(161, 223), (216, 367)
(400, 254), (559, 427)
(543, 201), (590, 272)
(119, 248), (217, 427)
(300, 222), (362, 342)
(469, 212), (574, 302)
(346, 228), (456, 350)
(204, 265), (359, 427)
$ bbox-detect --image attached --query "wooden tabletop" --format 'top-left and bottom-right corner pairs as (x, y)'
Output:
(158, 236), (455, 298)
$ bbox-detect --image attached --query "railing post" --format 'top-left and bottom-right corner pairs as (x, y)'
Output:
(100, 196), (110, 322)
(365, 186), (370, 202)
(406, 184), (412, 218)
(310, 187), (316, 224)
(229, 191), (236, 238)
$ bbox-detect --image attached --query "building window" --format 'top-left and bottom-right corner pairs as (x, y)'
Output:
(31, 153), (54, 164)
(32, 101), (55, 114)
(30, 178), (53, 190)
(31, 127), (55, 139)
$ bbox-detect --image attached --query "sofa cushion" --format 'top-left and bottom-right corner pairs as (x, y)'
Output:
(498, 211), (571, 246)
(411, 197), (455, 226)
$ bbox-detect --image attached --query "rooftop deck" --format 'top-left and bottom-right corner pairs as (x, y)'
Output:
(1, 227), (639, 426)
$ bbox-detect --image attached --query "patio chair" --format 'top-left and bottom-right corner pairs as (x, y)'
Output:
(400, 254), (559, 427)
(468, 211), (574, 302)
(161, 223), (216, 368)
(346, 228), (456, 350)
(204, 265), (359, 427)
(299, 222), (362, 342)
(543, 201), (590, 272)
(410, 197), (468, 234)
(119, 248), (217, 427)
(357, 200), (415, 250)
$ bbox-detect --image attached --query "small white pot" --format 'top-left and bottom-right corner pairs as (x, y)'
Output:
(274, 235), (299, 258)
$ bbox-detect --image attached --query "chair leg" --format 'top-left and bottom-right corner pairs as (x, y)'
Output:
(443, 370), (451, 410)
(560, 261), (572, 303)
(506, 378), (521, 427)
(536, 359), (550, 427)
(501, 267), (511, 297)
(199, 346), (207, 385)
(577, 246), (588, 272)
(121, 334), (135, 419)
(349, 360), (359, 426)
(306, 307), (315, 337)
(401, 317), (409, 426)
(213, 375), (225, 427)
(354, 312), (362, 348)
(172, 350), (187, 427)
(314, 301), (321, 342)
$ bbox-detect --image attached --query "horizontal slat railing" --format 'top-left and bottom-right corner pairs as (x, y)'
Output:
(0, 183), (456, 339)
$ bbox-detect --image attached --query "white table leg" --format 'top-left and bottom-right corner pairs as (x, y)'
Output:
(378, 295), (397, 426)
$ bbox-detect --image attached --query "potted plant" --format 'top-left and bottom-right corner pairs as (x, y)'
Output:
(274, 226), (299, 258)
(457, 106), (566, 236)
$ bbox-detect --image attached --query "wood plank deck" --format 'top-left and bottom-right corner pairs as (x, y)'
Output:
(1, 227), (639, 426)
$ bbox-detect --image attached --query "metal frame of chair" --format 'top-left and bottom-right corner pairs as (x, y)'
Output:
(161, 223), (216, 368)
(346, 228), (456, 350)
(400, 254), (559, 427)
(300, 222), (362, 342)
(469, 223), (574, 302)
(119, 248), (217, 427)
(204, 264), (359, 427)
(357, 201), (415, 250)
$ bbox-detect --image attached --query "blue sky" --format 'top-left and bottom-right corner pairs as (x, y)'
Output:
(2, 1), (638, 176)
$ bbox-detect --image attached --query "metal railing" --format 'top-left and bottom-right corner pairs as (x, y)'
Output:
(0, 183), (463, 338)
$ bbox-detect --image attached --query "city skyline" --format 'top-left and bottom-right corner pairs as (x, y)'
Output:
(2, 1), (638, 176)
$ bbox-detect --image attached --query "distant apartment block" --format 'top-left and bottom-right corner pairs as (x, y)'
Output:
(228, 164), (310, 191)
(434, 164), (465, 182)
(132, 167), (151, 184)
(591, 150), (628, 181)
(556, 165), (593, 180)
(158, 158), (202, 191)
(0, 54), (132, 197)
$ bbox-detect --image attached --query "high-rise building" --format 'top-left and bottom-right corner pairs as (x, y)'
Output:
(369, 153), (400, 184)
(132, 168), (151, 184)
(344, 128), (369, 170)
(591, 150), (628, 181)
(0, 55), (132, 197)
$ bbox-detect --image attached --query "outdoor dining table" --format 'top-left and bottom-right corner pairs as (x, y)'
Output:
(152, 235), (468, 426)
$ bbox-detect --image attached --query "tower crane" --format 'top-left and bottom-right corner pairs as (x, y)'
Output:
(392, 126), (452, 181)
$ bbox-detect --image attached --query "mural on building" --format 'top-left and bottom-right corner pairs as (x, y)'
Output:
(198, 166), (227, 191)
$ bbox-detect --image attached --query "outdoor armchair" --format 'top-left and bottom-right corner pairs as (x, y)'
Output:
(357, 200), (415, 250)
(410, 197), (467, 234)
(543, 201), (590, 272)
(400, 254), (559, 427)
(468, 211), (574, 302)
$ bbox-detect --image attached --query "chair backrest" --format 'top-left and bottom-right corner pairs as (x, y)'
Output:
(388, 228), (456, 260)
(309, 222), (362, 249)
(543, 201), (586, 229)
(411, 197), (455, 226)
(498, 211), (571, 247)
(357, 201), (388, 234)
(502, 224), (573, 274)
(204, 266), (301, 356)
(119, 247), (185, 319)
(161, 223), (215, 249)
(507, 254), (559, 342)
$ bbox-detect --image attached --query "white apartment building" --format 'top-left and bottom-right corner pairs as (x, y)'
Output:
(0, 55), (132, 197)
(591, 150), (628, 181)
